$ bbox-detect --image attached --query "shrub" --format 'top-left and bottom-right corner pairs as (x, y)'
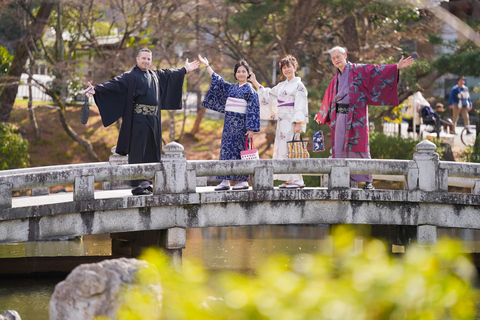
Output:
(460, 134), (480, 163)
(0, 123), (29, 170)
(0, 46), (13, 77)
(369, 132), (445, 160)
(110, 226), (478, 320)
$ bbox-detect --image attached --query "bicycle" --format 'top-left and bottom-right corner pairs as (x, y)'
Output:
(460, 125), (477, 146)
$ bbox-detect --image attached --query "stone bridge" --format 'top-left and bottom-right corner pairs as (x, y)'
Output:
(1, 140), (480, 260)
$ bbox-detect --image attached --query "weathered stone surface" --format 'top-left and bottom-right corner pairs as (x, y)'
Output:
(49, 258), (162, 320)
(0, 310), (21, 320)
(3, 139), (480, 246)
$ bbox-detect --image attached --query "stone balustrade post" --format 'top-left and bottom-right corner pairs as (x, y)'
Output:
(253, 166), (274, 190)
(74, 176), (95, 201)
(322, 174), (329, 188)
(104, 146), (129, 190)
(413, 140), (442, 192)
(328, 167), (350, 189)
(155, 142), (195, 194)
(161, 227), (186, 269)
(32, 187), (50, 196)
(412, 140), (441, 246)
(417, 225), (437, 247)
(472, 180), (480, 194)
(0, 182), (12, 209)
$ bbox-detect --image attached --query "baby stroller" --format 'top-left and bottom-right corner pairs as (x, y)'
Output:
(419, 105), (453, 137)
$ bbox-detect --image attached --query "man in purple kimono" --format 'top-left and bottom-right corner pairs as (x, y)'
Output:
(314, 46), (413, 190)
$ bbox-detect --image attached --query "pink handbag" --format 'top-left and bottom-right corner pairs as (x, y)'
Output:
(241, 138), (259, 160)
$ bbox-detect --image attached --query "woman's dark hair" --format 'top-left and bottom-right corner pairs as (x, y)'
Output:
(279, 55), (298, 79)
(234, 59), (251, 80)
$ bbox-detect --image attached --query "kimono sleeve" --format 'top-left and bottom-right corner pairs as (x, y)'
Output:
(155, 67), (186, 110)
(202, 72), (233, 113)
(93, 72), (130, 127)
(316, 78), (335, 126)
(293, 81), (309, 125)
(258, 84), (281, 120)
(363, 64), (399, 106)
(245, 86), (260, 132)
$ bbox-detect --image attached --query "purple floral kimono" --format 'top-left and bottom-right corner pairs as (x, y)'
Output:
(316, 64), (399, 154)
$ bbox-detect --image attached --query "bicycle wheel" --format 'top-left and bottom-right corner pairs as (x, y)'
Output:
(460, 125), (477, 146)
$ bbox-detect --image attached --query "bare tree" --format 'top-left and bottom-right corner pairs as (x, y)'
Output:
(0, 0), (54, 122)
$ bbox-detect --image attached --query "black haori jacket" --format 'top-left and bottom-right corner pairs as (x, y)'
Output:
(93, 66), (186, 155)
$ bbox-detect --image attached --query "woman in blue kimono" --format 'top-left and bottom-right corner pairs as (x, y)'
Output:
(198, 54), (260, 191)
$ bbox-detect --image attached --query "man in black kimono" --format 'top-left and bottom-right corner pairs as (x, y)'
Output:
(83, 48), (199, 195)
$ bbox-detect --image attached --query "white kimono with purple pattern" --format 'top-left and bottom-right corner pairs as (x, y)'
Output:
(258, 77), (309, 182)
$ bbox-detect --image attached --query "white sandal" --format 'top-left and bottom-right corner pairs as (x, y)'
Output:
(279, 181), (293, 188)
(232, 182), (249, 190)
(285, 181), (305, 189)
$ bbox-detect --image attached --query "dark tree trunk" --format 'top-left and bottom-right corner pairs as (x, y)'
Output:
(343, 15), (360, 62)
(0, 1), (54, 122)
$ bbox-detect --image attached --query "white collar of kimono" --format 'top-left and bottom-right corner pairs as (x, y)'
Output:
(337, 62), (351, 75)
(284, 76), (301, 84)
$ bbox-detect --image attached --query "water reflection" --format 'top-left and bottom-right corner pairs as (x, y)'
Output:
(0, 225), (479, 320)
(0, 234), (111, 259)
(185, 225), (329, 272)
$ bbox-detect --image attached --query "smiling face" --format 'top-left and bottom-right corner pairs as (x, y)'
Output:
(282, 63), (296, 80)
(236, 66), (249, 83)
(136, 51), (152, 71)
(458, 78), (465, 87)
(330, 50), (348, 73)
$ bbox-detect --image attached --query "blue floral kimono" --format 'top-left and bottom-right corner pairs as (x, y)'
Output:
(202, 73), (260, 181)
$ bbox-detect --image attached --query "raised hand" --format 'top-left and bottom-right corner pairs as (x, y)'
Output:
(197, 54), (209, 66)
(249, 72), (261, 90)
(397, 55), (414, 69)
(185, 58), (200, 72)
(249, 72), (257, 83)
(81, 82), (95, 97)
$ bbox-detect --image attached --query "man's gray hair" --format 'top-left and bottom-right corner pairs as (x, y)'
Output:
(329, 46), (346, 54)
(137, 48), (152, 56)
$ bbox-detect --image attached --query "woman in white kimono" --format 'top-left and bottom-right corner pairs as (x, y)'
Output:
(250, 55), (309, 188)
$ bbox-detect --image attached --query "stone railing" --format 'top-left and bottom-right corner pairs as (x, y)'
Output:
(1, 140), (480, 248)
(1, 140), (480, 208)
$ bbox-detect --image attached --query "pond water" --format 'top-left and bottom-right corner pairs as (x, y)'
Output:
(0, 225), (478, 320)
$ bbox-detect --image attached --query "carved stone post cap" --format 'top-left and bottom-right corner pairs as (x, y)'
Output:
(416, 140), (437, 153)
(163, 141), (185, 157)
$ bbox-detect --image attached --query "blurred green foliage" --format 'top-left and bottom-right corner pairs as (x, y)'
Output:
(0, 123), (29, 170)
(370, 132), (445, 160)
(433, 50), (480, 78)
(0, 46), (12, 77)
(460, 134), (480, 163)
(105, 226), (478, 320)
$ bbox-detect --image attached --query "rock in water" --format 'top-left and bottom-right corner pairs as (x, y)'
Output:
(0, 310), (22, 320)
(49, 258), (162, 320)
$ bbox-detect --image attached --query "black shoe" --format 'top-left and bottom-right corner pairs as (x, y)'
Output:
(131, 187), (151, 195)
(466, 130), (472, 135)
(362, 182), (375, 190)
(145, 186), (153, 193)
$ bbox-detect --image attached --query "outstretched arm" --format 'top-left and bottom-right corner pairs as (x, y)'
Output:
(198, 54), (214, 77)
(184, 58), (200, 73)
(81, 82), (95, 97)
(397, 55), (414, 69)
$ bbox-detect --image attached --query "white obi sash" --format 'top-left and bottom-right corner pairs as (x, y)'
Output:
(277, 96), (295, 109)
(225, 97), (247, 114)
